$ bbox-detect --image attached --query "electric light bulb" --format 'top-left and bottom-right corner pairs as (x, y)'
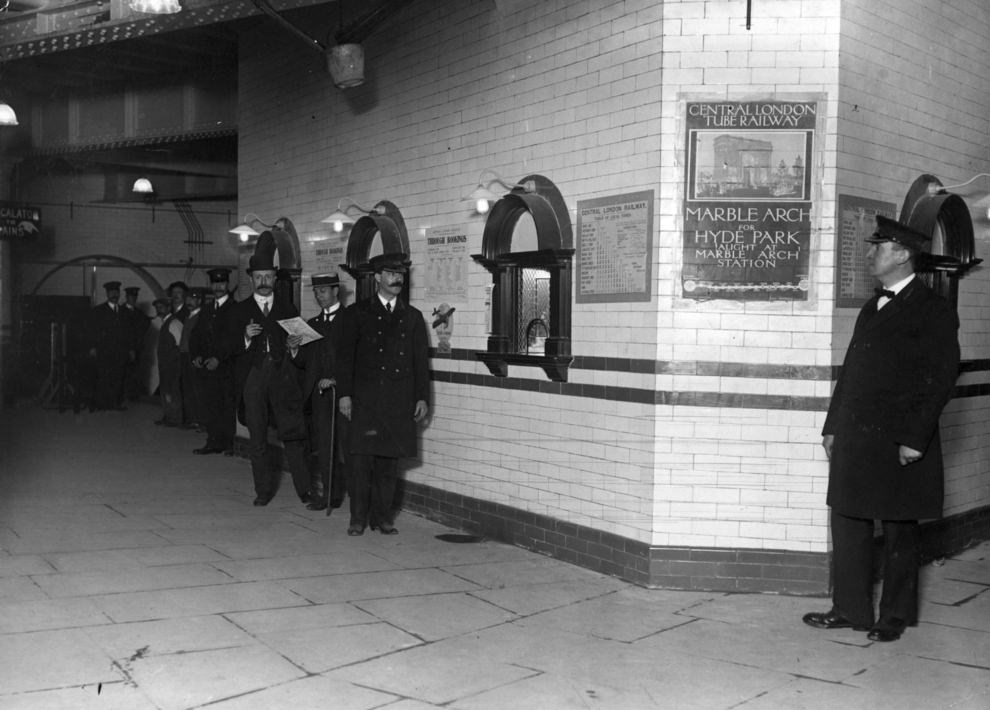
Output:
(476, 198), (490, 214)
(334, 220), (344, 233)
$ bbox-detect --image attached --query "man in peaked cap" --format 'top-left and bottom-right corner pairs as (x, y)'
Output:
(803, 214), (960, 643)
(227, 251), (311, 507)
(336, 252), (429, 535)
(87, 280), (133, 411)
(190, 268), (237, 455)
(288, 272), (348, 512)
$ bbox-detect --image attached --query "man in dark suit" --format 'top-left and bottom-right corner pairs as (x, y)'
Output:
(803, 215), (960, 642)
(121, 286), (150, 401)
(337, 253), (430, 535)
(88, 280), (133, 411)
(190, 268), (237, 456)
(228, 252), (310, 507)
(179, 287), (206, 429)
(289, 273), (348, 512)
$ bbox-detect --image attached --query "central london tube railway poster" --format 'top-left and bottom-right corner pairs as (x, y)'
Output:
(682, 100), (816, 300)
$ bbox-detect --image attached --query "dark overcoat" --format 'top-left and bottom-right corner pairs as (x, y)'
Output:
(823, 277), (959, 520)
(226, 294), (307, 441)
(337, 296), (429, 458)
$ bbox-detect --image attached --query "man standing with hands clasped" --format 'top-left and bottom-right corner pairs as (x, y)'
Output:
(337, 253), (430, 536)
(803, 215), (960, 643)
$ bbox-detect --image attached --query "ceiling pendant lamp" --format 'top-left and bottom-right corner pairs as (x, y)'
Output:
(0, 102), (18, 126)
(128, 0), (182, 14)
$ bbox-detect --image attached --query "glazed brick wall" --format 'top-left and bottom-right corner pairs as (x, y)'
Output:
(16, 172), (240, 301)
(835, 0), (990, 519)
(238, 0), (989, 582)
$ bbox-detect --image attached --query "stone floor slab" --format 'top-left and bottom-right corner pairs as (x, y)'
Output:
(282, 567), (481, 604)
(205, 674), (399, 709)
(32, 562), (234, 597)
(258, 620), (424, 673)
(226, 601), (378, 635)
(0, 627), (121, 694)
(357, 591), (519, 642)
(93, 580), (307, 622)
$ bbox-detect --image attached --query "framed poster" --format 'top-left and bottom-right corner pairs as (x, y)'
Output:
(682, 100), (817, 300)
(425, 226), (468, 302)
(575, 190), (653, 303)
(835, 195), (897, 308)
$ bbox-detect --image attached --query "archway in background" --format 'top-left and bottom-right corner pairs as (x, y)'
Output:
(29, 253), (166, 300)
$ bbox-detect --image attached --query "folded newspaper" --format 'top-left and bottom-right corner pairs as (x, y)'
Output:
(277, 317), (323, 346)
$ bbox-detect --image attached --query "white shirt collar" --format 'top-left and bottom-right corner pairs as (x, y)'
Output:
(216, 294), (229, 307)
(253, 293), (274, 309)
(377, 293), (396, 309)
(886, 273), (915, 296)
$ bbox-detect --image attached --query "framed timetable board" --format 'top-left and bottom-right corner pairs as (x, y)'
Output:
(835, 195), (897, 308)
(575, 190), (654, 304)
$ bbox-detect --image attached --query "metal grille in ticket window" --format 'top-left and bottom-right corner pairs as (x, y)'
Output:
(515, 267), (550, 354)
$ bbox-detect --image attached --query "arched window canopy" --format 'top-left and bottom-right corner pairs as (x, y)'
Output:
(900, 174), (983, 303)
(341, 200), (410, 302)
(472, 174), (574, 381)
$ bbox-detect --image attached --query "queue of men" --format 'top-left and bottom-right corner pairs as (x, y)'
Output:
(135, 250), (431, 536)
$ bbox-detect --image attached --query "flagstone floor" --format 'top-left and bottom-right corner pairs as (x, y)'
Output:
(1, 402), (988, 709)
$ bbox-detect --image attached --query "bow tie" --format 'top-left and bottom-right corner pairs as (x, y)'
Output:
(874, 287), (895, 299)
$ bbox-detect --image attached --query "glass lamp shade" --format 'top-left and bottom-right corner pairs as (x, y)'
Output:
(129, 0), (182, 14)
(132, 178), (154, 194)
(0, 103), (19, 126)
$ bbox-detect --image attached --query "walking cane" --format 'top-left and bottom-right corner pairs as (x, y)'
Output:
(324, 383), (336, 517)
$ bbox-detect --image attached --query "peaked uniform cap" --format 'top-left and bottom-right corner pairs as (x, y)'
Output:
(867, 215), (931, 252)
(369, 252), (411, 273)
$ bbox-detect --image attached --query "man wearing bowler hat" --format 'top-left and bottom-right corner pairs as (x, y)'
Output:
(803, 214), (960, 642)
(288, 272), (348, 511)
(190, 268), (237, 455)
(337, 252), (430, 535)
(88, 280), (133, 411)
(227, 250), (311, 506)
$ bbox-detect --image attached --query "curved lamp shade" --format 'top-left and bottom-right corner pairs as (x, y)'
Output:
(0, 103), (19, 127)
(132, 178), (154, 194)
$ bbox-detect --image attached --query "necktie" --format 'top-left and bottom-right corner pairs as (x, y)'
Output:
(263, 301), (270, 317)
(386, 302), (392, 313)
(874, 287), (895, 299)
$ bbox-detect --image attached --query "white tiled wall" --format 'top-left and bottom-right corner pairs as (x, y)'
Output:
(234, 0), (988, 553)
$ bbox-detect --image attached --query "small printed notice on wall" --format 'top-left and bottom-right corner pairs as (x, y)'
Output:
(425, 226), (468, 302)
(576, 190), (653, 303)
(312, 241), (345, 277)
(835, 195), (897, 308)
(682, 99), (817, 300)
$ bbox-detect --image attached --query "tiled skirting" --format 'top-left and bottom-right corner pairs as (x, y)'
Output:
(398, 479), (990, 595)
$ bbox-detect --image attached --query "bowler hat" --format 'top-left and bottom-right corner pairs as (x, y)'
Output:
(867, 215), (931, 252)
(103, 281), (121, 291)
(207, 268), (231, 283)
(369, 252), (411, 273)
(124, 286), (139, 295)
(311, 273), (339, 287)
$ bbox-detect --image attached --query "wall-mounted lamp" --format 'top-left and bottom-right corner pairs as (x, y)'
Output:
(927, 173), (990, 222)
(229, 213), (286, 243)
(0, 101), (18, 126)
(320, 199), (383, 233)
(129, 0), (182, 13)
(462, 169), (537, 214)
(132, 177), (155, 194)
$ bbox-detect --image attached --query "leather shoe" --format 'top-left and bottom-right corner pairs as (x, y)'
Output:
(306, 498), (328, 511)
(252, 496), (271, 507)
(372, 523), (399, 535)
(347, 524), (364, 536)
(223, 449), (235, 457)
(193, 446), (222, 455)
(802, 610), (870, 631)
(867, 627), (902, 642)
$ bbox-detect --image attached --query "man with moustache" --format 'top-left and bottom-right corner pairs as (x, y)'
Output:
(337, 253), (430, 535)
(88, 280), (133, 411)
(179, 287), (206, 430)
(288, 273), (348, 512)
(228, 250), (310, 507)
(154, 296), (184, 427)
(190, 268), (237, 456)
(803, 215), (960, 643)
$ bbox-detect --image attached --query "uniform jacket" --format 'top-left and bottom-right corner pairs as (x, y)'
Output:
(337, 296), (429, 458)
(89, 302), (132, 363)
(189, 296), (235, 378)
(227, 293), (306, 439)
(823, 276), (960, 520)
